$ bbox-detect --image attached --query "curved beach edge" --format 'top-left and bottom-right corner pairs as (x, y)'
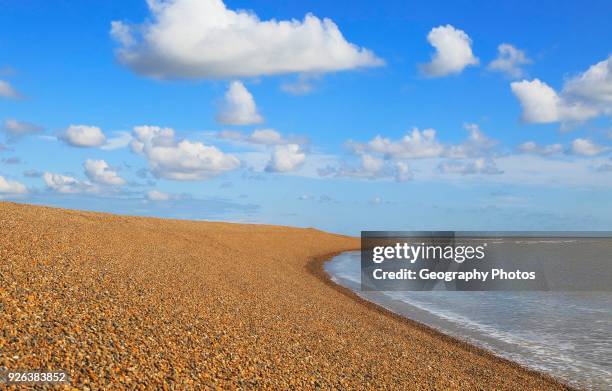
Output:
(306, 251), (577, 391)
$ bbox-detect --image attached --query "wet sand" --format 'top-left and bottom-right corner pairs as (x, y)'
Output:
(0, 202), (572, 389)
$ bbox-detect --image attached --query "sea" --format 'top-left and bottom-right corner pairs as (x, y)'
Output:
(325, 251), (612, 390)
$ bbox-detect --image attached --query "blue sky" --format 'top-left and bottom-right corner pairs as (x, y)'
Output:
(0, 0), (611, 234)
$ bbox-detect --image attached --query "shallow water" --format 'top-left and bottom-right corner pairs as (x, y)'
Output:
(325, 251), (612, 390)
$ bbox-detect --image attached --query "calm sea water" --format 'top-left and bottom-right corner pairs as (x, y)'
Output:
(325, 251), (612, 390)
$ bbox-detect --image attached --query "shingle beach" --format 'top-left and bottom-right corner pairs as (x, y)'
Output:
(0, 202), (571, 389)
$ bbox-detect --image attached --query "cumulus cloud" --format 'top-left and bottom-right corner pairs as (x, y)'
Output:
(570, 138), (605, 156)
(146, 190), (173, 201)
(319, 154), (412, 182)
(420, 25), (479, 77)
(394, 161), (413, 181)
(216, 128), (302, 146)
(131, 125), (240, 180)
(360, 153), (385, 174)
(111, 0), (382, 79)
(0, 80), (21, 99)
(333, 124), (500, 181)
(248, 129), (284, 145)
(510, 79), (596, 123)
(215, 128), (311, 174)
(332, 154), (385, 179)
(0, 175), (27, 195)
(43, 172), (94, 194)
(518, 141), (563, 155)
(265, 144), (306, 172)
(351, 128), (444, 159)
(563, 56), (612, 112)
(511, 56), (612, 124)
(84, 159), (126, 186)
(2, 119), (43, 140)
(438, 158), (503, 175)
(487, 44), (531, 78)
(101, 131), (133, 150)
(60, 125), (106, 147)
(446, 123), (497, 158)
(216, 81), (263, 125)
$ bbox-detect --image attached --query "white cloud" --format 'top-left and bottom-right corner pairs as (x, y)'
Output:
(445, 123), (496, 158)
(0, 175), (27, 194)
(570, 138), (604, 156)
(334, 124), (500, 181)
(360, 153), (385, 173)
(215, 130), (243, 142)
(216, 128), (296, 146)
(356, 128), (444, 159)
(511, 79), (563, 123)
(328, 153), (385, 179)
(438, 158), (503, 175)
(131, 125), (174, 154)
(60, 125), (106, 147)
(146, 190), (173, 201)
(563, 56), (612, 111)
(518, 141), (563, 155)
(319, 154), (413, 182)
(394, 161), (413, 182)
(216, 81), (263, 125)
(131, 125), (240, 180)
(111, 0), (383, 79)
(84, 159), (126, 186)
(43, 172), (94, 194)
(487, 44), (531, 78)
(2, 119), (43, 139)
(0, 80), (21, 99)
(420, 25), (479, 77)
(510, 79), (596, 123)
(249, 129), (283, 145)
(334, 124), (503, 181)
(511, 56), (612, 124)
(101, 131), (133, 150)
(265, 144), (306, 172)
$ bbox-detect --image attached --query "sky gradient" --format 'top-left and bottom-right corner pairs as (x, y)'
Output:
(1, 0), (611, 234)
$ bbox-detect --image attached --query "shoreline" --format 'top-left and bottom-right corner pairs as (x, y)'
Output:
(307, 251), (576, 391)
(2, 202), (577, 389)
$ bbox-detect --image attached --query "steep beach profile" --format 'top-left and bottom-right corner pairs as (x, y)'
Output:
(0, 202), (571, 389)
